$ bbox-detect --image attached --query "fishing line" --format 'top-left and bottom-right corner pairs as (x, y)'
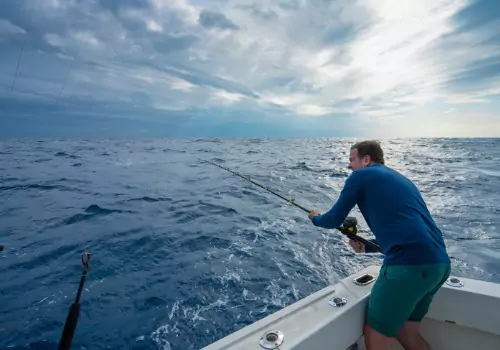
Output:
(10, 1), (35, 93)
(199, 158), (381, 253)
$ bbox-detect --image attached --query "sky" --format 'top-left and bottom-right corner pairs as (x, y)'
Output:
(0, 0), (499, 138)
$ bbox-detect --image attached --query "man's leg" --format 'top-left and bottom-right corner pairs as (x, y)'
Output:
(364, 263), (450, 350)
(396, 321), (430, 350)
(396, 294), (434, 350)
(364, 265), (417, 350)
(364, 323), (397, 350)
(396, 263), (451, 350)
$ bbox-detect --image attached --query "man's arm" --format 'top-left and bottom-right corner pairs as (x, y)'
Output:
(311, 172), (362, 229)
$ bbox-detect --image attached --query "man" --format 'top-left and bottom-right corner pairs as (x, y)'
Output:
(308, 140), (450, 350)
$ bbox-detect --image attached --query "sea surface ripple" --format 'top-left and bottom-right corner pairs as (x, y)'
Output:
(1, 138), (499, 349)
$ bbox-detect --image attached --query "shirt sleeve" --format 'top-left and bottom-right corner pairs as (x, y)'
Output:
(312, 171), (362, 229)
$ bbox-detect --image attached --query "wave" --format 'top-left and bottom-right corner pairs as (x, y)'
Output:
(163, 148), (187, 153)
(0, 184), (59, 191)
(198, 200), (238, 215)
(178, 234), (233, 252)
(34, 158), (52, 163)
(193, 138), (222, 143)
(54, 151), (79, 159)
(60, 204), (128, 225)
(1, 340), (58, 349)
(127, 196), (172, 203)
(0, 180), (90, 194)
(291, 161), (346, 176)
(7, 243), (81, 271)
(292, 161), (311, 171)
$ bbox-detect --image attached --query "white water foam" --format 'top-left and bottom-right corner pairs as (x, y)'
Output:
(151, 298), (228, 349)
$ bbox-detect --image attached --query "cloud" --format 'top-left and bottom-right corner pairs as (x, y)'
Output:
(295, 105), (334, 117)
(72, 31), (102, 47)
(198, 10), (239, 30)
(170, 77), (195, 92)
(210, 88), (246, 104)
(0, 19), (27, 36)
(1, 0), (500, 137)
(146, 20), (163, 33)
(237, 4), (277, 21)
(152, 32), (199, 53)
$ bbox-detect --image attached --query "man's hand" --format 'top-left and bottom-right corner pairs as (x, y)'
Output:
(349, 239), (365, 253)
(308, 209), (321, 221)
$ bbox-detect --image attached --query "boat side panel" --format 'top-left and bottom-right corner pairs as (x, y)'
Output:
(201, 265), (381, 350)
(427, 276), (500, 336)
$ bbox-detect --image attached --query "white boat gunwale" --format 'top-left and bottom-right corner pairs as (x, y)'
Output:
(201, 264), (500, 350)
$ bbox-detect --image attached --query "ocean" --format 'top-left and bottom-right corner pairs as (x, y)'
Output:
(1, 138), (499, 349)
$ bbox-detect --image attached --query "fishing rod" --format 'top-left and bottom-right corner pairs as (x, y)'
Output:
(58, 252), (91, 350)
(199, 159), (381, 253)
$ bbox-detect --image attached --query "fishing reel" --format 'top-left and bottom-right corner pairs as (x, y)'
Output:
(339, 217), (357, 235)
(337, 217), (381, 253)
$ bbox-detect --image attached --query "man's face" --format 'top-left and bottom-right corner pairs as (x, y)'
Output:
(348, 148), (370, 171)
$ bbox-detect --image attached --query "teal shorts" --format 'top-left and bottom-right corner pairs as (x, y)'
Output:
(366, 262), (451, 338)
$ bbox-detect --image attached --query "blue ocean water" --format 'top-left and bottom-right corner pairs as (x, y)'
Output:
(1, 138), (499, 350)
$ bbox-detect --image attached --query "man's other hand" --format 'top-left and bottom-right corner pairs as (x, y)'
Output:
(349, 239), (365, 253)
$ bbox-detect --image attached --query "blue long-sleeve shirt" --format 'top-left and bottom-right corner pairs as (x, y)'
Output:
(312, 164), (450, 266)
